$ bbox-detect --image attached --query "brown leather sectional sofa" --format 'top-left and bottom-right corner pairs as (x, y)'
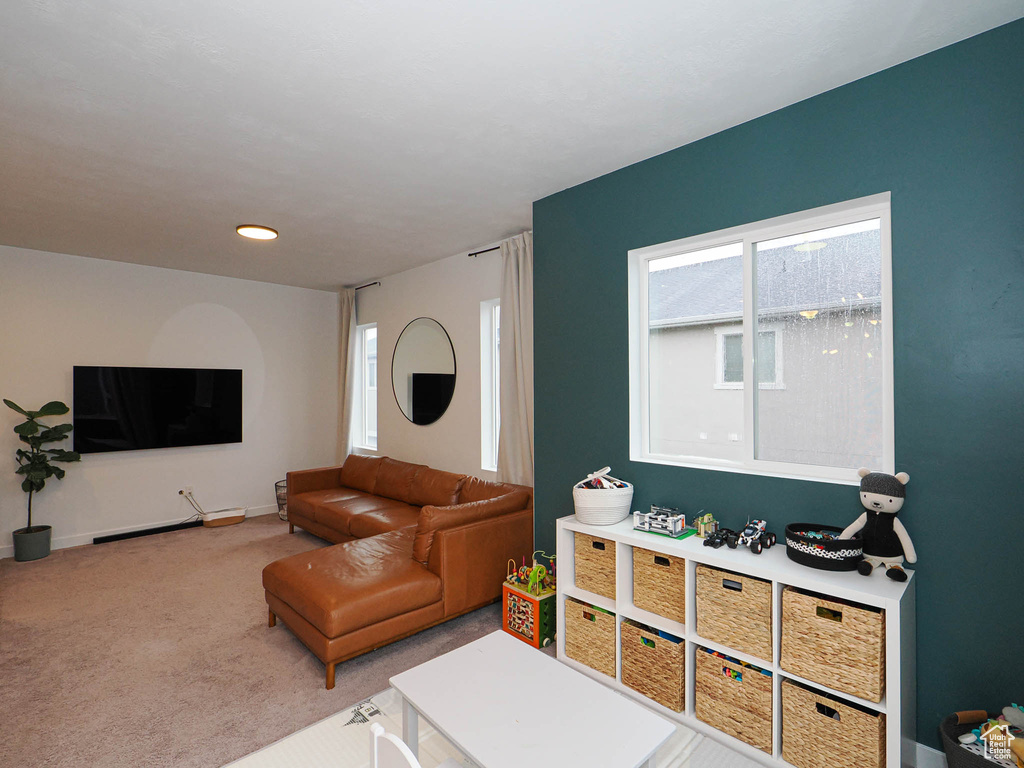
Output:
(262, 454), (533, 688)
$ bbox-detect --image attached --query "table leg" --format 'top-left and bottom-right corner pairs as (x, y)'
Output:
(402, 697), (419, 760)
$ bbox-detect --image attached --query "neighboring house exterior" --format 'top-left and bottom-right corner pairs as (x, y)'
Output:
(647, 228), (883, 469)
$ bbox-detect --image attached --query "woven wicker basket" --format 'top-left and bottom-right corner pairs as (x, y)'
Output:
(695, 565), (772, 662)
(564, 597), (616, 678)
(620, 620), (685, 712)
(633, 547), (685, 624)
(781, 587), (885, 702)
(695, 648), (773, 753)
(575, 532), (616, 600)
(572, 482), (633, 525)
(781, 679), (885, 768)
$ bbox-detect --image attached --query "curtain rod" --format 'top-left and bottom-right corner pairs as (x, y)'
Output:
(354, 281), (381, 290)
(467, 246), (500, 258)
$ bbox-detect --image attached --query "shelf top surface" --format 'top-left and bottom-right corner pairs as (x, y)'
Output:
(559, 515), (912, 605)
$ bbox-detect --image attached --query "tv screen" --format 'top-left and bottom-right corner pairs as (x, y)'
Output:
(411, 372), (455, 425)
(73, 366), (242, 454)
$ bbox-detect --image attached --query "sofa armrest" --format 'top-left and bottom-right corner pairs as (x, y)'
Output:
(286, 466), (343, 499)
(412, 490), (531, 565)
(428, 508), (534, 617)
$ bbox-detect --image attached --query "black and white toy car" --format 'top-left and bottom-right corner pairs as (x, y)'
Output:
(732, 519), (776, 554)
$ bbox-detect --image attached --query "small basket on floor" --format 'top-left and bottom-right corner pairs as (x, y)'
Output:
(275, 479), (288, 521)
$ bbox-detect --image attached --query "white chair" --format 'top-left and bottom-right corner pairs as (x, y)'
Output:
(369, 723), (461, 768)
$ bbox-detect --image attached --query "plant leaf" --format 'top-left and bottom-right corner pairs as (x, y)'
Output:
(52, 466), (65, 480)
(38, 428), (70, 443)
(14, 421), (39, 436)
(35, 401), (69, 417)
(50, 450), (81, 462)
(21, 478), (33, 492)
(4, 399), (29, 416)
(15, 465), (28, 475)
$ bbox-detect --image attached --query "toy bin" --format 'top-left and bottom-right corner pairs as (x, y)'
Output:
(781, 587), (885, 702)
(632, 547), (685, 625)
(695, 647), (773, 753)
(781, 679), (885, 768)
(564, 597), (616, 678)
(574, 532), (616, 600)
(620, 620), (685, 712)
(695, 565), (772, 662)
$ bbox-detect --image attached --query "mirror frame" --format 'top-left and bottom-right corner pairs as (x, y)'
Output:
(391, 317), (457, 425)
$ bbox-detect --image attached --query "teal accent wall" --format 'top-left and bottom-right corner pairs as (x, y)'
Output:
(533, 20), (1023, 749)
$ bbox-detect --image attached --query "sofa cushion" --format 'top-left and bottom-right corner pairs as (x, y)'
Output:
(262, 529), (441, 639)
(348, 506), (422, 538)
(315, 496), (419, 537)
(409, 467), (468, 508)
(458, 477), (520, 504)
(374, 457), (428, 504)
(413, 489), (532, 564)
(289, 488), (375, 521)
(340, 454), (383, 494)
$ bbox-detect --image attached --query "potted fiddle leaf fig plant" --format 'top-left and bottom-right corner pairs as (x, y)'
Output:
(5, 399), (80, 561)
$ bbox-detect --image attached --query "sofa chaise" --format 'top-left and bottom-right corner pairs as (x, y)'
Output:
(262, 454), (534, 688)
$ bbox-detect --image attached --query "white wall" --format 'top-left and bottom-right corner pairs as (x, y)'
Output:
(356, 246), (501, 480)
(0, 245), (339, 557)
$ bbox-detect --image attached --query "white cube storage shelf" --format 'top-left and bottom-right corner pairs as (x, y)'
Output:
(556, 515), (916, 768)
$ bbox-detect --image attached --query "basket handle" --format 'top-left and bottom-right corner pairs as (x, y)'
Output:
(816, 605), (843, 622)
(723, 578), (742, 592)
(654, 555), (670, 567)
(721, 663), (743, 682)
(592, 540), (606, 551)
(641, 636), (656, 649)
(816, 702), (841, 722)
(582, 609), (596, 622)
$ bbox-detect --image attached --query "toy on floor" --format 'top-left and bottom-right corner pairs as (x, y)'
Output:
(840, 468), (916, 582)
(503, 550), (556, 648)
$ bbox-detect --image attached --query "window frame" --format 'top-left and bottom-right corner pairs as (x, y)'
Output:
(628, 193), (894, 485)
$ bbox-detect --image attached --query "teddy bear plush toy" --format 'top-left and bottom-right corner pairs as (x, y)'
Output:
(840, 468), (916, 582)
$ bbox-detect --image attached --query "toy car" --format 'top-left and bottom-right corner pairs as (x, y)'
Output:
(733, 519), (777, 554)
(703, 528), (738, 549)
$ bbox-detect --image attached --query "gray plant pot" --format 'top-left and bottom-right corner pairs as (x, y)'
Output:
(13, 525), (52, 562)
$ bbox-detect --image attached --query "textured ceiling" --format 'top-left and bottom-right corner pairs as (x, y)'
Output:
(1, 1), (1021, 290)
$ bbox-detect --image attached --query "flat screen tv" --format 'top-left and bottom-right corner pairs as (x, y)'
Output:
(73, 366), (242, 454)
(411, 372), (455, 425)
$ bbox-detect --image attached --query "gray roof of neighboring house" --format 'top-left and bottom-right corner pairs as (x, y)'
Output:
(649, 230), (882, 326)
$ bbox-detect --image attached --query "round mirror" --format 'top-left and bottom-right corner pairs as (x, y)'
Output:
(391, 317), (456, 425)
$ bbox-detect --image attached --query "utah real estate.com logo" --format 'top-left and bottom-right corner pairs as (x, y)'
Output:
(980, 723), (1015, 762)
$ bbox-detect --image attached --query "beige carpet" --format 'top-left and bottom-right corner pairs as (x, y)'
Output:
(0, 515), (504, 768)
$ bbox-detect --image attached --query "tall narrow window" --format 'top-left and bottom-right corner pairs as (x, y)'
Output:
(629, 193), (893, 483)
(352, 323), (377, 450)
(481, 299), (500, 471)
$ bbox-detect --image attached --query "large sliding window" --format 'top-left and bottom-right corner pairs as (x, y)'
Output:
(628, 194), (893, 483)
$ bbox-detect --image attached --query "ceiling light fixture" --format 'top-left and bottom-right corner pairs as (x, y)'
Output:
(236, 225), (278, 240)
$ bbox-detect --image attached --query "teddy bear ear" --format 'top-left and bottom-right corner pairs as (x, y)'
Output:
(857, 467), (871, 478)
(895, 472), (910, 485)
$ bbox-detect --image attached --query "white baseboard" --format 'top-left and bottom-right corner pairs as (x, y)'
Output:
(914, 741), (947, 768)
(0, 504), (278, 560)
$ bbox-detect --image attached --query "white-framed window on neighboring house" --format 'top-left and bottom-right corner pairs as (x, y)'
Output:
(480, 299), (500, 472)
(628, 193), (893, 484)
(714, 326), (783, 389)
(352, 323), (377, 450)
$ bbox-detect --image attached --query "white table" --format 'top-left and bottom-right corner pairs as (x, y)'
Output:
(390, 630), (675, 768)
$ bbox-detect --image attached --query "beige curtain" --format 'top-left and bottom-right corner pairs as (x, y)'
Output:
(337, 288), (357, 462)
(497, 232), (534, 486)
